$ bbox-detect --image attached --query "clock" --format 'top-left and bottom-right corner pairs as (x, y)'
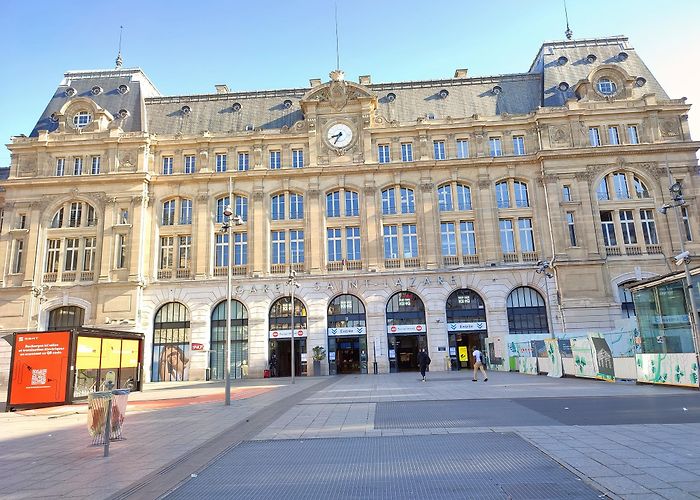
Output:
(326, 123), (354, 149)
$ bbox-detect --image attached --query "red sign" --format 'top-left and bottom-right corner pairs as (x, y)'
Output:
(390, 326), (397, 332)
(272, 331), (279, 337)
(191, 343), (204, 351)
(416, 325), (423, 331)
(9, 331), (71, 406)
(296, 330), (304, 336)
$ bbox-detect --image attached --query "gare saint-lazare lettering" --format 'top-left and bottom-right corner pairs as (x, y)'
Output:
(233, 275), (458, 296)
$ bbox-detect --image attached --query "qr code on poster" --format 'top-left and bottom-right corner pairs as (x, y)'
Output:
(31, 369), (47, 386)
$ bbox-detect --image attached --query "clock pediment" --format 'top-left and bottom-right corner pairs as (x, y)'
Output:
(301, 70), (376, 113)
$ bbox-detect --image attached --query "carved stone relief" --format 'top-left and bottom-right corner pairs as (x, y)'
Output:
(659, 119), (680, 137)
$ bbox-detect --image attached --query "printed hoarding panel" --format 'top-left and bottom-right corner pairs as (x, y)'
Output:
(544, 338), (563, 378)
(590, 335), (615, 381)
(517, 357), (538, 375)
(9, 331), (72, 406)
(636, 353), (699, 387)
(569, 337), (597, 379)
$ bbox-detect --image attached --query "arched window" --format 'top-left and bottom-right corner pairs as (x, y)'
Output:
(386, 291), (426, 326)
(597, 172), (651, 201)
(506, 287), (549, 335)
(596, 77), (617, 95)
(270, 191), (304, 221)
(618, 283), (636, 318)
(328, 295), (366, 327)
(152, 302), (191, 382)
(381, 186), (415, 215)
(216, 195), (248, 222)
(210, 300), (249, 379)
(46, 200), (99, 283)
(47, 306), (85, 330)
(446, 289), (486, 324)
(269, 297), (307, 330)
(438, 182), (472, 212)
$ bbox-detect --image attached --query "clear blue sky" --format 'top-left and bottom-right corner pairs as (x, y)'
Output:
(3, 0), (699, 167)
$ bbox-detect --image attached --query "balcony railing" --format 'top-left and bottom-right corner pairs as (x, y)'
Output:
(346, 260), (362, 270)
(462, 254), (479, 265)
(443, 256), (459, 266)
(522, 251), (539, 262)
(503, 253), (519, 263)
(44, 272), (58, 283)
(404, 257), (420, 268)
(271, 264), (286, 274)
(605, 246), (622, 256)
(384, 258), (401, 269)
(80, 271), (94, 281)
(176, 268), (193, 279)
(646, 244), (663, 254)
(625, 245), (642, 256)
(62, 271), (76, 282)
(214, 265), (248, 277)
(327, 261), (343, 271)
(158, 269), (173, 279)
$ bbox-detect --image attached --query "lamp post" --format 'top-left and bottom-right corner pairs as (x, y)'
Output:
(287, 268), (299, 384)
(536, 260), (556, 338)
(658, 168), (700, 354)
(222, 189), (243, 406)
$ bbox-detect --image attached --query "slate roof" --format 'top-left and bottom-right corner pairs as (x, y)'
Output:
(531, 35), (669, 107)
(29, 68), (160, 137)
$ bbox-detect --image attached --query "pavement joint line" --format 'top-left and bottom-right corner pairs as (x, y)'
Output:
(106, 377), (338, 500)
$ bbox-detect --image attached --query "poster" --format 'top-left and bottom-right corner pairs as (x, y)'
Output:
(9, 331), (71, 406)
(517, 357), (538, 375)
(544, 338), (562, 378)
(458, 346), (468, 362)
(569, 337), (597, 379)
(590, 336), (615, 381)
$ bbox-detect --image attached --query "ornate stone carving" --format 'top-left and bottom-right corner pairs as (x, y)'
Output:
(478, 179), (491, 190)
(659, 119), (680, 137)
(363, 186), (376, 195)
(253, 191), (265, 201)
(550, 125), (570, 145)
(637, 162), (662, 179)
(420, 182), (434, 192)
(196, 192), (210, 201)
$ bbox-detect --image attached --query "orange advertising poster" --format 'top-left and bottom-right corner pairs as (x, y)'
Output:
(9, 331), (71, 406)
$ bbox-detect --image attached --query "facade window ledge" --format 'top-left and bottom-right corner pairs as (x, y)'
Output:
(9, 228), (29, 234)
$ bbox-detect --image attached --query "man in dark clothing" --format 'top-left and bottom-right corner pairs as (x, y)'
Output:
(269, 350), (278, 377)
(418, 348), (431, 382)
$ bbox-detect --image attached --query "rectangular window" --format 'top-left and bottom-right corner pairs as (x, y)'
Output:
(456, 184), (472, 210)
(682, 207), (692, 241)
(162, 200), (176, 226)
(499, 219), (515, 253)
(627, 125), (639, 144)
(345, 191), (359, 217)
(489, 137), (502, 157)
(73, 157), (83, 176)
(400, 188), (415, 214)
(383, 225), (399, 259)
(83, 237), (96, 272)
(438, 185), (453, 212)
(514, 182), (529, 208)
(269, 150), (281, 170)
(184, 155), (196, 174)
(327, 228), (342, 261)
(162, 157), (173, 175)
(69, 202), (82, 227)
(382, 189), (397, 215)
(440, 222), (457, 256)
(116, 234), (127, 268)
(46, 239), (61, 272)
(613, 173), (630, 199)
(456, 139), (469, 159)
(518, 218), (535, 252)
(589, 127), (601, 147)
(402, 224), (418, 258)
(64, 238), (79, 272)
(460, 221), (477, 255)
(12, 239), (23, 274)
(597, 177), (610, 201)
(608, 126), (620, 145)
(512, 136), (525, 155)
(495, 183), (510, 209)
(346, 227), (361, 260)
(271, 230), (286, 264)
(215, 153), (227, 172)
(327, 191), (340, 217)
(433, 140), (446, 160)
(271, 195), (285, 220)
(290, 229), (304, 263)
(179, 236), (192, 269)
(233, 233), (247, 265)
(619, 210), (637, 245)
(562, 185), (572, 202)
(292, 149), (304, 168)
(215, 234), (229, 267)
(17, 214), (27, 229)
(119, 208), (129, 225)
(180, 199), (192, 225)
(640, 209), (658, 245)
(567, 212), (577, 246)
(91, 156), (101, 175)
(378, 144), (391, 164)
(401, 143), (413, 162)
(237, 152), (249, 171)
(600, 211), (617, 247)
(290, 194), (304, 220)
(160, 236), (174, 270)
(56, 158), (65, 176)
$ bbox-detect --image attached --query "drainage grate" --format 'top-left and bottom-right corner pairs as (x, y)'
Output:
(374, 399), (562, 429)
(165, 433), (602, 500)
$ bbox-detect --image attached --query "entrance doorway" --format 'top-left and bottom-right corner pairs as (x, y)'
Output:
(329, 336), (367, 374)
(269, 338), (306, 377)
(446, 289), (487, 371)
(327, 294), (368, 375)
(389, 334), (426, 372)
(449, 333), (486, 370)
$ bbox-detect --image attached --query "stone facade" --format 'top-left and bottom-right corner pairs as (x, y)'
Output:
(0, 36), (698, 385)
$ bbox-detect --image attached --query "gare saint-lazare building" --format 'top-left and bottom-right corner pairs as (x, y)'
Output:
(0, 34), (698, 388)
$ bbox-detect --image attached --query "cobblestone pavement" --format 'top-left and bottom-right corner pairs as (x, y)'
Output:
(2, 371), (700, 499)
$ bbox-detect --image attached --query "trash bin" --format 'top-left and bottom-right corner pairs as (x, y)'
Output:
(87, 389), (130, 446)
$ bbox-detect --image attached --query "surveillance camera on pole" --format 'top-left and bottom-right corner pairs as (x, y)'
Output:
(658, 204), (671, 215)
(674, 251), (690, 266)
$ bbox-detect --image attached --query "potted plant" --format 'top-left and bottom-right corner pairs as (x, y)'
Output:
(312, 346), (326, 376)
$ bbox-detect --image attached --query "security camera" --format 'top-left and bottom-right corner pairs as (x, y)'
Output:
(658, 204), (671, 215)
(674, 251), (690, 266)
(232, 215), (244, 225)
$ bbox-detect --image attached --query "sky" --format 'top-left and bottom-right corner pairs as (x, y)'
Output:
(2, 0), (699, 167)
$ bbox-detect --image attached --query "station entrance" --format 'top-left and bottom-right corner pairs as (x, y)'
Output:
(386, 291), (427, 373)
(445, 289), (488, 370)
(268, 296), (308, 377)
(327, 295), (368, 375)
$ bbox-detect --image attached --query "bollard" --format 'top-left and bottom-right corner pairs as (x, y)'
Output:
(104, 397), (112, 457)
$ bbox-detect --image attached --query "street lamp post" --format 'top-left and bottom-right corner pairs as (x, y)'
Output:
(287, 268), (299, 384)
(222, 182), (243, 406)
(536, 260), (556, 337)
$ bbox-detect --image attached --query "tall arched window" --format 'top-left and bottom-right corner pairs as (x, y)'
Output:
(495, 179), (536, 261)
(326, 189), (362, 271)
(152, 302), (191, 382)
(46, 200), (99, 283)
(438, 182), (477, 267)
(210, 300), (249, 379)
(386, 291), (426, 372)
(327, 294), (368, 374)
(270, 191), (305, 273)
(446, 289), (486, 324)
(506, 287), (549, 335)
(381, 185), (419, 268)
(47, 306), (85, 330)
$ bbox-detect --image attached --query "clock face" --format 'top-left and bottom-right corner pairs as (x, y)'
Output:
(326, 123), (353, 148)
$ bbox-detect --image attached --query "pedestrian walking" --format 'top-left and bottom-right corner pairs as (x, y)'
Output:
(472, 348), (488, 382)
(269, 350), (278, 378)
(418, 348), (431, 381)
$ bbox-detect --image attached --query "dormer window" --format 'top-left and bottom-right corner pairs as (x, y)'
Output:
(73, 111), (92, 128)
(596, 78), (617, 96)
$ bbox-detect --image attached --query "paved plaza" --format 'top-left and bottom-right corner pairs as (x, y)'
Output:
(1, 372), (700, 499)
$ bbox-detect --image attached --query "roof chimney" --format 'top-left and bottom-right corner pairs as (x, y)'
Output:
(454, 69), (468, 78)
(309, 78), (322, 87)
(215, 84), (230, 94)
(359, 75), (371, 85)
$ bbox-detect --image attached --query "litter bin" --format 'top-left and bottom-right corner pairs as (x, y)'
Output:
(87, 389), (130, 447)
